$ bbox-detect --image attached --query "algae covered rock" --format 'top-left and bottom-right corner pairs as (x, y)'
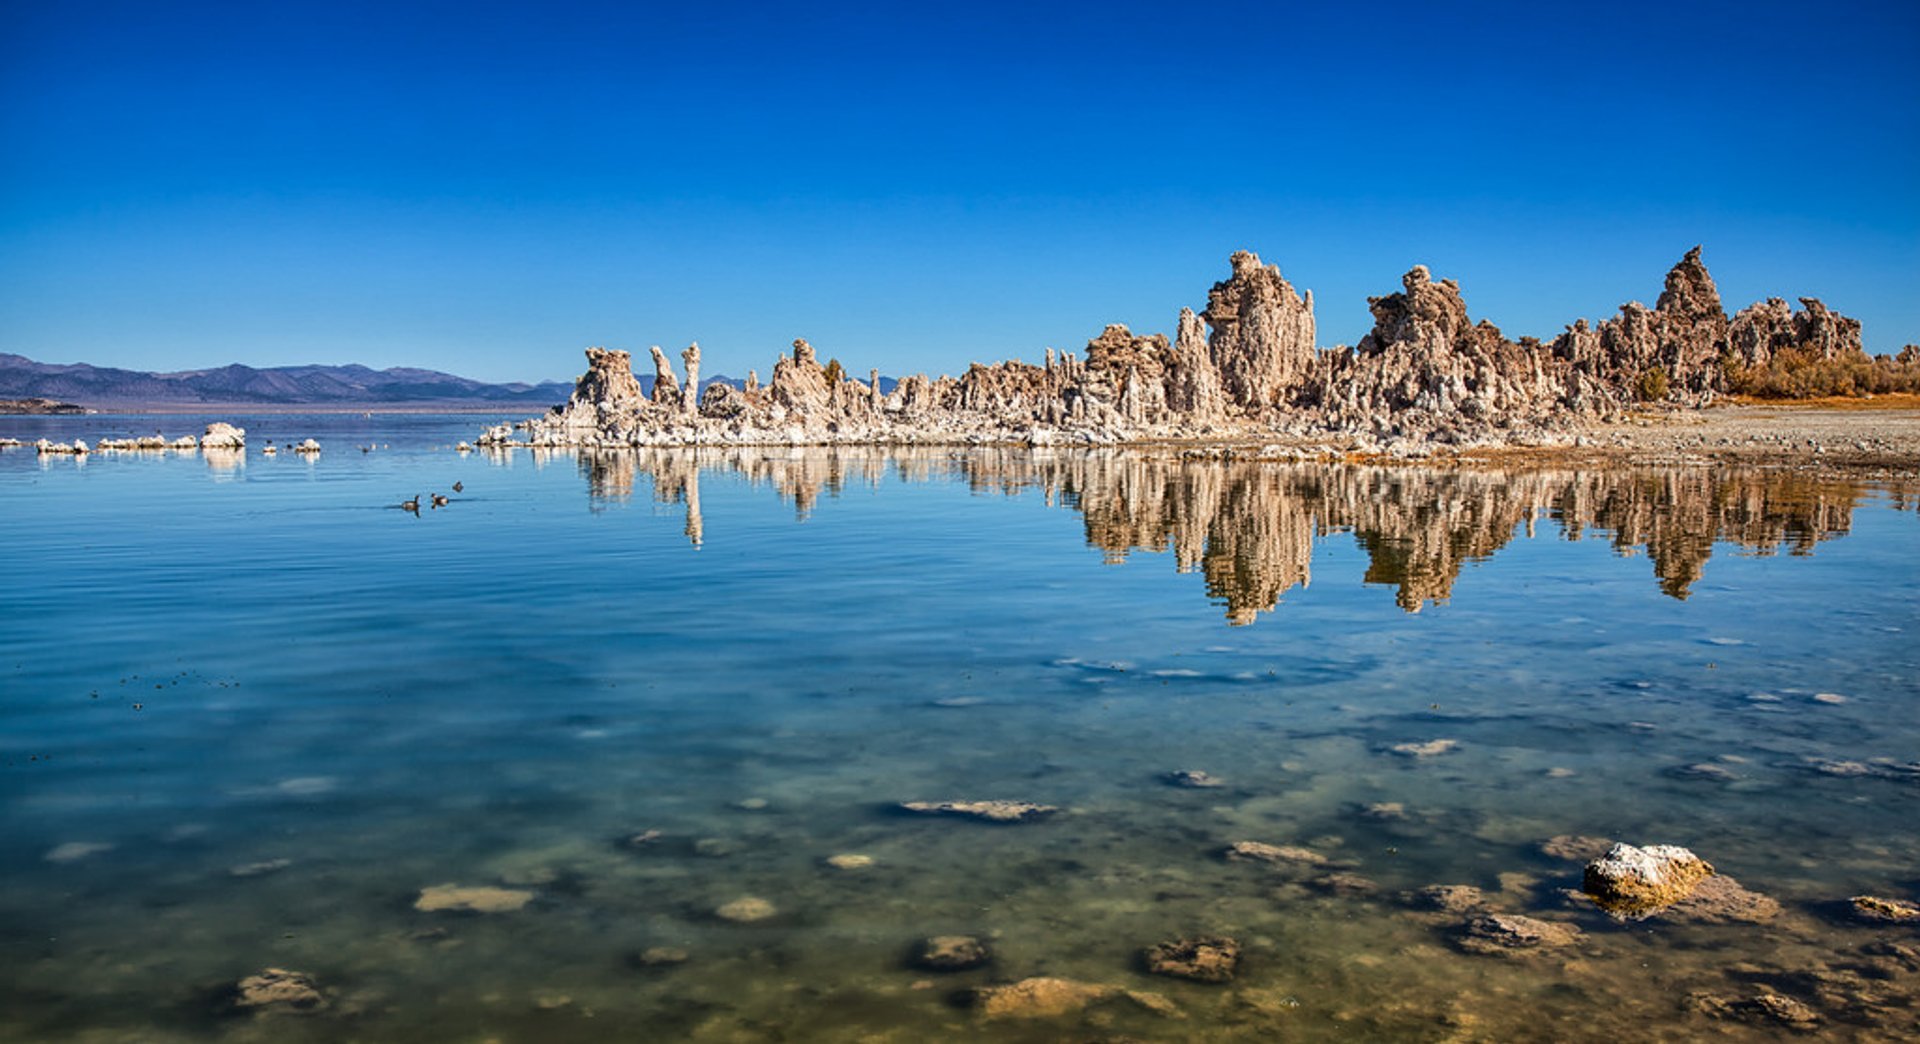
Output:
(413, 883), (535, 913)
(1850, 895), (1920, 923)
(913, 934), (991, 971)
(1454, 913), (1582, 956)
(1582, 842), (1713, 917)
(233, 967), (327, 1013)
(898, 799), (1058, 823)
(1142, 935), (1241, 983)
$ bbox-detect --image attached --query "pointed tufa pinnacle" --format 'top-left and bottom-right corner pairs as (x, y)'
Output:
(680, 342), (701, 415)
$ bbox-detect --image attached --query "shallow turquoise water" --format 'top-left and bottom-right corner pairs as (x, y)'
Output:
(2, 416), (1917, 1042)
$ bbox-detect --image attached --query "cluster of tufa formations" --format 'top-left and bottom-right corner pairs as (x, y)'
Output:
(483, 248), (1864, 450)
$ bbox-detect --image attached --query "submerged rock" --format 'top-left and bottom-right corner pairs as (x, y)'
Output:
(1224, 840), (1329, 866)
(413, 884), (535, 913)
(1668, 874), (1780, 924)
(1690, 990), (1822, 1029)
(714, 896), (777, 922)
(1582, 843), (1714, 918)
(913, 934), (991, 971)
(633, 946), (690, 967)
(975, 977), (1113, 1018)
(1142, 935), (1241, 983)
(898, 800), (1058, 823)
(1454, 913), (1582, 956)
(228, 858), (292, 878)
(825, 853), (874, 870)
(1411, 884), (1488, 913)
(973, 977), (1175, 1020)
(1850, 895), (1920, 923)
(233, 967), (327, 1013)
(1385, 739), (1459, 758)
(1162, 769), (1225, 789)
(1540, 835), (1613, 862)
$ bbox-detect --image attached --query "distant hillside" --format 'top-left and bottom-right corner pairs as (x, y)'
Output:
(0, 353), (576, 407)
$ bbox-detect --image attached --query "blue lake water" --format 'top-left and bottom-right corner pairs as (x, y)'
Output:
(2, 414), (1917, 1042)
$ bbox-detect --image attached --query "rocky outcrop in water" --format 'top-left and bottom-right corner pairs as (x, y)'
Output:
(484, 247), (1868, 450)
(1583, 843), (1714, 918)
(200, 422), (246, 449)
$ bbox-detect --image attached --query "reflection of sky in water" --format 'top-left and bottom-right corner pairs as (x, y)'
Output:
(1, 420), (1916, 1042)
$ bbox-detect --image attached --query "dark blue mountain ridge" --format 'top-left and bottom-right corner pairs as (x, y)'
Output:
(0, 353), (576, 406)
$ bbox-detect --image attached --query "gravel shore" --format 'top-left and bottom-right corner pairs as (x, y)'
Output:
(1551, 402), (1920, 474)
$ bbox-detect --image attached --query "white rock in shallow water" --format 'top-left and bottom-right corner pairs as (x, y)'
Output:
(293, 438), (321, 453)
(200, 422), (246, 449)
(1582, 842), (1713, 917)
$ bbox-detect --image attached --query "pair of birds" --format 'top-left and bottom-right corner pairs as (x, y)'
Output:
(401, 481), (461, 515)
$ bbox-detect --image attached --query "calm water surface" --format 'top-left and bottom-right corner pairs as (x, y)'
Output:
(2, 414), (1917, 1042)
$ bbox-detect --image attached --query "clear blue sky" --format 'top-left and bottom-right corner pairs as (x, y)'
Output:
(3, 1), (1916, 384)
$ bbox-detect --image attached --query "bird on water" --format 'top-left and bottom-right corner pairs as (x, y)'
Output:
(401, 496), (420, 515)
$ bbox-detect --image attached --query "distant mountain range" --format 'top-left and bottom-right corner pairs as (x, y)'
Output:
(0, 353), (578, 407)
(0, 353), (899, 409)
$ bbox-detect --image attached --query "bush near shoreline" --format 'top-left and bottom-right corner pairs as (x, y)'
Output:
(1724, 345), (1920, 400)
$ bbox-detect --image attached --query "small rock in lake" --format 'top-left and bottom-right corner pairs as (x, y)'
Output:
(825, 853), (874, 870)
(898, 800), (1058, 823)
(414, 884), (535, 913)
(1454, 913), (1582, 956)
(535, 994), (572, 1010)
(715, 896), (776, 922)
(44, 841), (113, 863)
(635, 946), (690, 966)
(229, 858), (292, 878)
(1359, 801), (1406, 820)
(1162, 769), (1224, 789)
(1850, 895), (1920, 923)
(1672, 762), (1739, 782)
(1582, 842), (1714, 918)
(1544, 767), (1576, 778)
(626, 829), (664, 848)
(1224, 840), (1328, 866)
(1539, 834), (1613, 861)
(1143, 936), (1241, 983)
(233, 967), (327, 1013)
(914, 934), (992, 971)
(1386, 739), (1459, 758)
(1313, 872), (1380, 895)
(1812, 692), (1848, 705)
(1693, 991), (1822, 1029)
(693, 838), (738, 857)
(735, 797), (769, 811)
(1411, 884), (1487, 913)
(973, 977), (1115, 1019)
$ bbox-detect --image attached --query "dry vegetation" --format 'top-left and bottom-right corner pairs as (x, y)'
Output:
(1723, 345), (1920, 400)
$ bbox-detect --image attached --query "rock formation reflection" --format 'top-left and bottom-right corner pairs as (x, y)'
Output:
(534, 447), (1897, 623)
